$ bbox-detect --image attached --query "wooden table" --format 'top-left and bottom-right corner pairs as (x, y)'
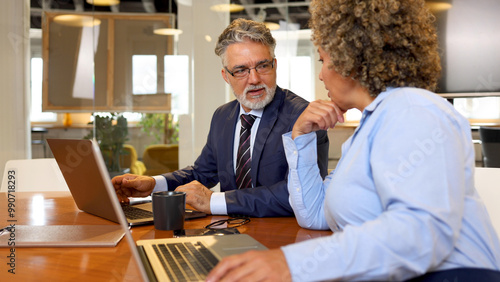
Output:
(0, 192), (332, 281)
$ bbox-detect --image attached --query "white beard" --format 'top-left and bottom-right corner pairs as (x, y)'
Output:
(234, 84), (276, 110)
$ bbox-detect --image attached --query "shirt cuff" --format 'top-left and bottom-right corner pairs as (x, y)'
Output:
(152, 175), (168, 193)
(283, 131), (318, 169)
(210, 192), (227, 215)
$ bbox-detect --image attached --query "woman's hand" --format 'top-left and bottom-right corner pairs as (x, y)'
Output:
(292, 100), (345, 139)
(206, 249), (291, 282)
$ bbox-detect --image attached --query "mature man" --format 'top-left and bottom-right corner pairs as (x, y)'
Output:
(113, 18), (328, 217)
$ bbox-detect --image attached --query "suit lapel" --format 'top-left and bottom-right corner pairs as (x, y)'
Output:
(224, 102), (240, 189)
(251, 87), (285, 186)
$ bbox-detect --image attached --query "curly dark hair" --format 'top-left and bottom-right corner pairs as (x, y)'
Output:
(309, 0), (441, 96)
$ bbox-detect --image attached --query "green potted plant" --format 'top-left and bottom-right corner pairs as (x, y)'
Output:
(139, 113), (179, 144)
(84, 113), (129, 174)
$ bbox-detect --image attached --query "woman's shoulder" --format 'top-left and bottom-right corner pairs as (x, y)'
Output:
(378, 87), (455, 114)
(379, 87), (470, 128)
(383, 87), (442, 105)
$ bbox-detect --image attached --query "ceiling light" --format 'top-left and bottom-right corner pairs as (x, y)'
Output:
(265, 22), (280, 31)
(86, 0), (120, 6)
(176, 0), (192, 6)
(210, 4), (245, 13)
(53, 15), (101, 27)
(154, 1), (183, 36)
(153, 15), (183, 36)
(154, 28), (183, 36)
(425, 1), (452, 13)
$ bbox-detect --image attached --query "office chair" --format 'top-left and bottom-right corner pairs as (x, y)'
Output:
(119, 144), (146, 175)
(142, 144), (179, 176)
(31, 127), (49, 158)
(479, 126), (500, 167)
(1, 158), (69, 192)
(474, 167), (500, 237)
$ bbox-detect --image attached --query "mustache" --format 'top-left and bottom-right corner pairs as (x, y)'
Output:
(244, 84), (267, 94)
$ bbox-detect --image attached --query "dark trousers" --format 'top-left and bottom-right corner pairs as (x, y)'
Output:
(406, 268), (500, 282)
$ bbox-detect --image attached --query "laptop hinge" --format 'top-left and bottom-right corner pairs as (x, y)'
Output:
(137, 245), (158, 282)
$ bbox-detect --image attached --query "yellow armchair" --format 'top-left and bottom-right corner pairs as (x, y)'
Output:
(120, 144), (146, 175)
(142, 144), (179, 176)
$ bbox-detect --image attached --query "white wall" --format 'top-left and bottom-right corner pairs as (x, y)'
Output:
(0, 0), (30, 181)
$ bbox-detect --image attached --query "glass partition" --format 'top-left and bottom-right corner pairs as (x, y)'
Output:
(42, 12), (174, 112)
(35, 1), (329, 171)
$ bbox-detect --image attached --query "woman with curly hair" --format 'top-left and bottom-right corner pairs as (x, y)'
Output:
(207, 0), (500, 281)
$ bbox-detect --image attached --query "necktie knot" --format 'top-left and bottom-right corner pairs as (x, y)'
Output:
(240, 114), (256, 130)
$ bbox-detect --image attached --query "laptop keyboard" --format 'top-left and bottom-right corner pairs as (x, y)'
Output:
(152, 241), (219, 281)
(121, 205), (153, 220)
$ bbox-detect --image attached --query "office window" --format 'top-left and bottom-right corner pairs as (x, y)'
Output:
(276, 56), (313, 102)
(30, 57), (57, 122)
(130, 54), (188, 115)
(164, 55), (189, 115)
(132, 55), (158, 95)
(345, 108), (362, 122)
(454, 97), (500, 120)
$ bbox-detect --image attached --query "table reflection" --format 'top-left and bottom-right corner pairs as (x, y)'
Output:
(30, 195), (46, 226)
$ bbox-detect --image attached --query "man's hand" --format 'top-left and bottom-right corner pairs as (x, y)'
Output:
(206, 249), (291, 282)
(175, 180), (213, 214)
(292, 100), (345, 139)
(111, 174), (156, 202)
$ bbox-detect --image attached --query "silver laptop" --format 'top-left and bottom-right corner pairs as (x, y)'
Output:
(47, 139), (206, 226)
(49, 138), (268, 281)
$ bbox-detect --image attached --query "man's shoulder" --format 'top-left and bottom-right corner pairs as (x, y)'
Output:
(276, 87), (309, 112)
(213, 99), (239, 115)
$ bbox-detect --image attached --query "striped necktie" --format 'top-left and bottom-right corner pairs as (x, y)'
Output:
(236, 114), (256, 189)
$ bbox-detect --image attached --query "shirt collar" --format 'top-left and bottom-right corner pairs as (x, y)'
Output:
(239, 105), (263, 119)
(363, 87), (396, 113)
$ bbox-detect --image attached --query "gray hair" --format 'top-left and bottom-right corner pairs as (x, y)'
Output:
(215, 18), (276, 66)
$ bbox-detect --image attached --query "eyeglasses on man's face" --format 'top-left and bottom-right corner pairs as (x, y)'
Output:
(225, 59), (275, 79)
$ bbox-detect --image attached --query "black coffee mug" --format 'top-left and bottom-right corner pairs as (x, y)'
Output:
(152, 191), (186, 231)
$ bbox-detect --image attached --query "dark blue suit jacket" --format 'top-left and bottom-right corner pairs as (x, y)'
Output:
(163, 87), (329, 217)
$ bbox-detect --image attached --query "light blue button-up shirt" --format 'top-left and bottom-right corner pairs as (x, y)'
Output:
(281, 87), (500, 281)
